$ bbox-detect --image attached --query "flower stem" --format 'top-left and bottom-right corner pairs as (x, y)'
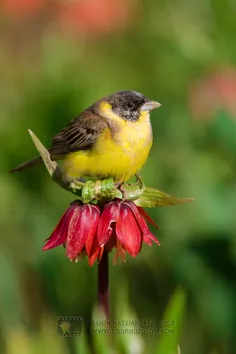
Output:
(98, 249), (109, 319)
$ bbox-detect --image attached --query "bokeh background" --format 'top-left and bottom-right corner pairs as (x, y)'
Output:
(1, 1), (236, 353)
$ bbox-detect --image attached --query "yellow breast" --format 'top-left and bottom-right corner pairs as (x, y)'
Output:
(61, 110), (153, 183)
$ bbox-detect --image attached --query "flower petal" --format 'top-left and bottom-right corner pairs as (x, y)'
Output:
(145, 231), (160, 245)
(113, 240), (126, 265)
(66, 205), (92, 260)
(126, 202), (160, 246)
(43, 204), (78, 250)
(97, 201), (120, 246)
(85, 205), (100, 266)
(88, 248), (100, 266)
(115, 203), (141, 257)
(105, 231), (116, 253)
(143, 234), (152, 246)
(137, 207), (159, 229)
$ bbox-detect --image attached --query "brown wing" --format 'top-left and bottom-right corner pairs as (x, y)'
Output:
(49, 109), (108, 159)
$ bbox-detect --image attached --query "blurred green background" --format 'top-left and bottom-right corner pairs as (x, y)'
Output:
(1, 0), (236, 353)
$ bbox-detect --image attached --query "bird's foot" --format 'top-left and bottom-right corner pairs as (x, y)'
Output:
(116, 174), (146, 200)
(119, 182), (145, 202)
(135, 173), (146, 189)
(119, 184), (129, 200)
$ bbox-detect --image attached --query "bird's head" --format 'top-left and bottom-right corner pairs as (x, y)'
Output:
(94, 90), (161, 122)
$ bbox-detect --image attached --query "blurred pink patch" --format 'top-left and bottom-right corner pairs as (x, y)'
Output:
(58, 0), (136, 35)
(1, 0), (46, 19)
(189, 67), (236, 121)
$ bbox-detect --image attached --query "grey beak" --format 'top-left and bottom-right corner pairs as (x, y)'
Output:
(141, 100), (161, 112)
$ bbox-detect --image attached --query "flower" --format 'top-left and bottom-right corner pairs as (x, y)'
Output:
(97, 200), (160, 264)
(43, 199), (160, 266)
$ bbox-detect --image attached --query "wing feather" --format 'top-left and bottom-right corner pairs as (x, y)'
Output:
(49, 110), (108, 158)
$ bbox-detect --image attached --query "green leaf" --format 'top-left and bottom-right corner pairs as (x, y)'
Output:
(91, 307), (114, 354)
(28, 129), (77, 194)
(134, 187), (194, 207)
(156, 287), (186, 354)
(75, 331), (90, 354)
(114, 281), (145, 354)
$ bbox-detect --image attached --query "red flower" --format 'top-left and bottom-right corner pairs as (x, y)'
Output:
(43, 200), (160, 266)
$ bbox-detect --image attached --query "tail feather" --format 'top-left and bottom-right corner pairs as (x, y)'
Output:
(9, 156), (42, 173)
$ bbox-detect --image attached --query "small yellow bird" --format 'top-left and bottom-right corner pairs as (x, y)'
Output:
(10, 90), (160, 184)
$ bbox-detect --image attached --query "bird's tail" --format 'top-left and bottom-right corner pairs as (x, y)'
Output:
(9, 156), (42, 173)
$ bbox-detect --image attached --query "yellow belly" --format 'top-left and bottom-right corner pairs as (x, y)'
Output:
(61, 112), (153, 183)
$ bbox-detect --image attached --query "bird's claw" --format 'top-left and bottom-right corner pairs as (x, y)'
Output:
(135, 173), (146, 189)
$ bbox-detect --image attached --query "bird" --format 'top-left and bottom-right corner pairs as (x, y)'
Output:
(10, 90), (161, 184)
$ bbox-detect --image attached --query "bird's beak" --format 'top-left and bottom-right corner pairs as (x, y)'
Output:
(141, 100), (161, 112)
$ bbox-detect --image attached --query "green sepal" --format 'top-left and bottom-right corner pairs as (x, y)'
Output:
(134, 187), (194, 207)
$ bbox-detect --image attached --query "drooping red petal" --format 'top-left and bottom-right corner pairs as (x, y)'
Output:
(137, 207), (159, 229)
(143, 234), (152, 246)
(88, 247), (100, 266)
(43, 204), (78, 250)
(98, 246), (104, 263)
(144, 231), (160, 245)
(113, 239), (126, 265)
(115, 203), (141, 257)
(66, 205), (92, 260)
(85, 205), (100, 255)
(126, 202), (160, 246)
(97, 201), (120, 246)
(105, 231), (116, 253)
(85, 205), (100, 266)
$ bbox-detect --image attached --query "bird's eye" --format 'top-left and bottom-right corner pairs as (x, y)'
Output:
(127, 102), (135, 110)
